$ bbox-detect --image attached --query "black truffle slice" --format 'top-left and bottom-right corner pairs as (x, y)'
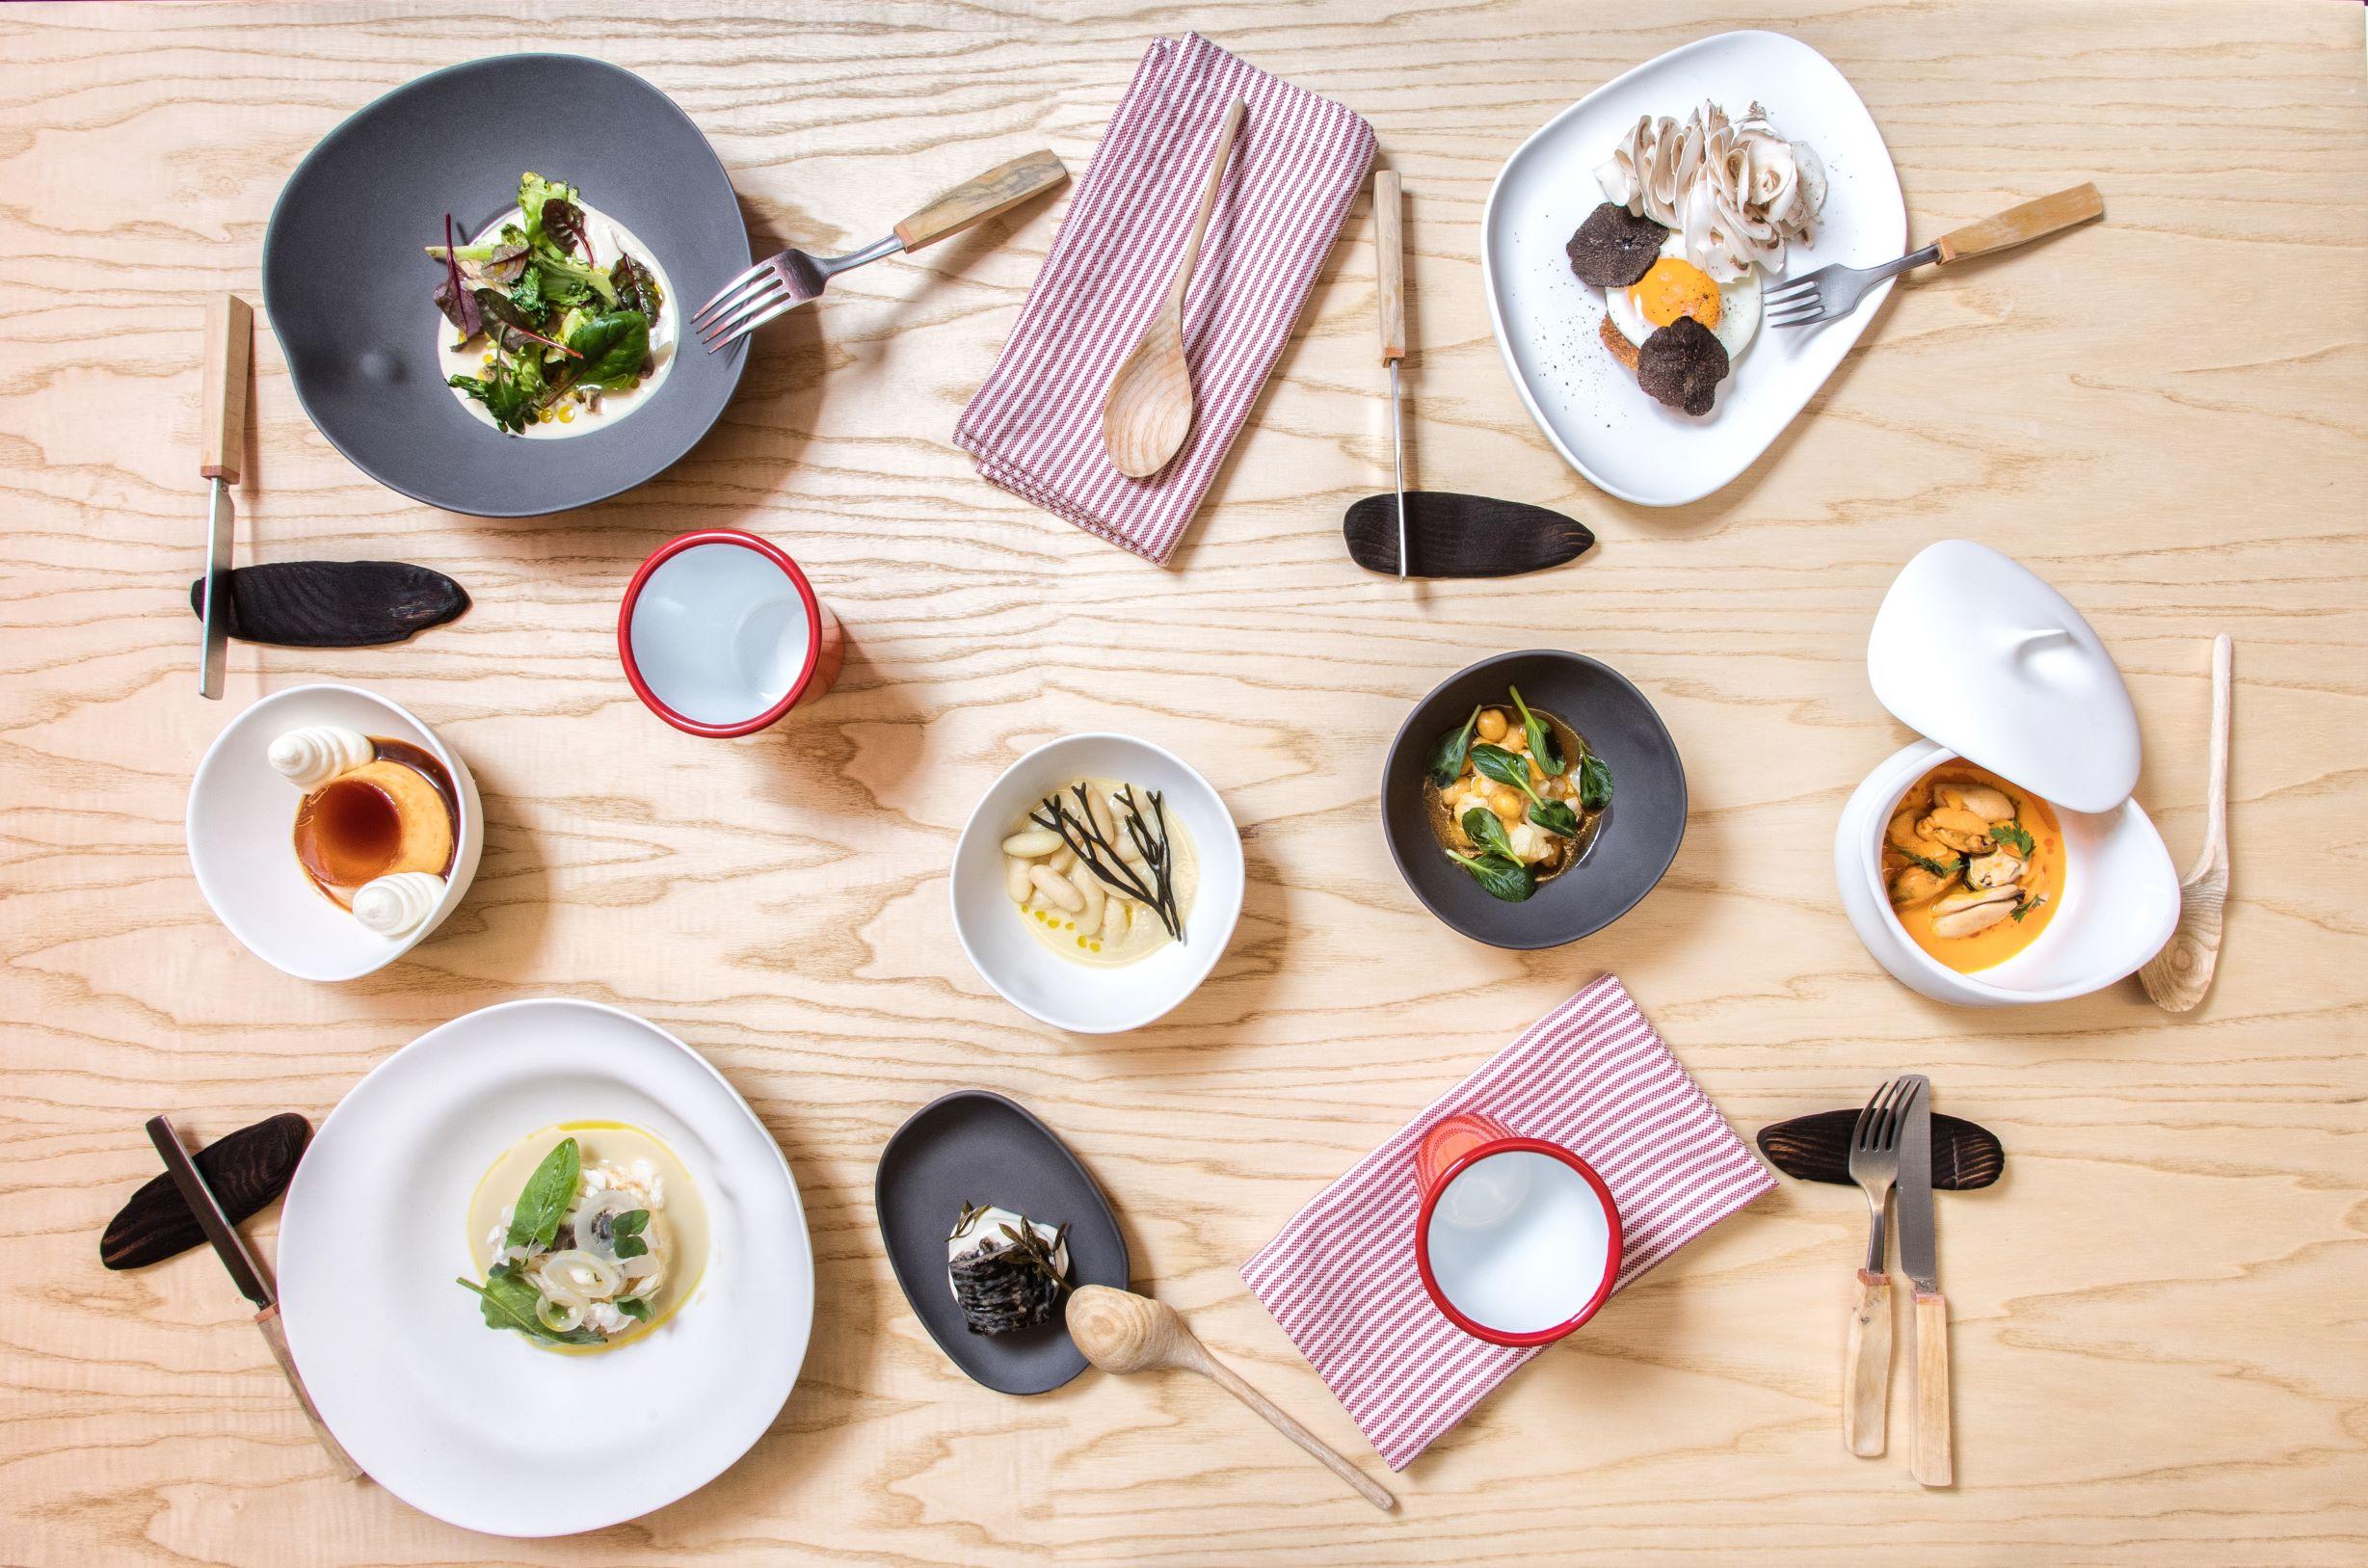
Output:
(1565, 202), (1669, 288)
(1635, 315), (1731, 416)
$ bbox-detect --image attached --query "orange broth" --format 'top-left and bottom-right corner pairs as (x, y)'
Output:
(1884, 759), (2065, 973)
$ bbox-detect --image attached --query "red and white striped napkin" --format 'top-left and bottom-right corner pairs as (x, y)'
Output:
(1240, 975), (1774, 1471)
(952, 33), (1374, 564)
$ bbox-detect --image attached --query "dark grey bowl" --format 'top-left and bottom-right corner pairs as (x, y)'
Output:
(1382, 650), (1687, 950)
(875, 1090), (1130, 1396)
(261, 54), (748, 517)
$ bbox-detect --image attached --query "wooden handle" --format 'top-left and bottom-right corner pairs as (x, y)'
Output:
(2199, 633), (2232, 872)
(893, 148), (1070, 252)
(1911, 1289), (1954, 1487)
(1842, 1268), (1892, 1456)
(1187, 1338), (1396, 1512)
(254, 1303), (364, 1480)
(1167, 99), (1246, 312)
(1935, 182), (2103, 265)
(200, 294), (253, 483)
(1374, 170), (1404, 364)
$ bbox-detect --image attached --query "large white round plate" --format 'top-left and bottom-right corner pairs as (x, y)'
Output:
(1481, 30), (1907, 506)
(279, 998), (812, 1536)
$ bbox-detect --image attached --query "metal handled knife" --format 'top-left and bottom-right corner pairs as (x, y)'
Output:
(1373, 171), (1408, 580)
(146, 1115), (362, 1479)
(197, 295), (251, 700)
(1895, 1076), (1954, 1487)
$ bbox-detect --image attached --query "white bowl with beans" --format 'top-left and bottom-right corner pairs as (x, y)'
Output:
(949, 734), (1243, 1034)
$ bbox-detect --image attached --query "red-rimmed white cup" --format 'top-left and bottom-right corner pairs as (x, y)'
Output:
(1413, 1112), (1623, 1347)
(618, 530), (844, 737)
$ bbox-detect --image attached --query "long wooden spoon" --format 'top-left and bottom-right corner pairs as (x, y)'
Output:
(2139, 633), (2233, 1011)
(1066, 1284), (1395, 1512)
(1100, 98), (1245, 479)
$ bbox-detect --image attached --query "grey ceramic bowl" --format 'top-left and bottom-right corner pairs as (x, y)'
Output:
(1383, 650), (1687, 950)
(261, 54), (749, 518)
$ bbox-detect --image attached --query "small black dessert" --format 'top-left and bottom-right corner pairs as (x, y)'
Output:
(947, 1202), (1072, 1336)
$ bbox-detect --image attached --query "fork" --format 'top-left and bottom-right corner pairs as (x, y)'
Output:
(1842, 1076), (1916, 1456)
(692, 148), (1068, 352)
(1766, 182), (2103, 329)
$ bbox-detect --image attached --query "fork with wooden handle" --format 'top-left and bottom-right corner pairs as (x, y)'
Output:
(1767, 182), (2105, 328)
(1843, 1078), (1914, 1455)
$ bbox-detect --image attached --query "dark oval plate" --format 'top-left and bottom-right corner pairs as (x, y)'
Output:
(876, 1090), (1129, 1395)
(1382, 649), (1687, 949)
(261, 54), (749, 518)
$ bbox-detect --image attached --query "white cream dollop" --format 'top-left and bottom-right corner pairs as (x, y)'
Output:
(268, 725), (373, 790)
(1594, 100), (1825, 281)
(351, 871), (444, 937)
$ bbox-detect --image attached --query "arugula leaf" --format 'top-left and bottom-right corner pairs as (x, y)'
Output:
(456, 1263), (604, 1345)
(1449, 850), (1536, 903)
(1427, 706), (1482, 788)
(1508, 686), (1565, 777)
(503, 1138), (579, 1251)
(1991, 822), (2035, 857)
(1460, 807), (1517, 860)
(615, 1296), (652, 1323)
(566, 310), (652, 387)
(609, 1208), (650, 1261)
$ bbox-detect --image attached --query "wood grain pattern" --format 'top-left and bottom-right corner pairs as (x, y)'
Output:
(892, 148), (1070, 254)
(0, 2), (2363, 1565)
(1842, 1267), (1890, 1457)
(1912, 1290), (1955, 1489)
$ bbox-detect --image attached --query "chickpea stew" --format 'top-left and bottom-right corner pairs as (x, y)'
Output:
(1422, 689), (1610, 902)
(1882, 758), (2064, 973)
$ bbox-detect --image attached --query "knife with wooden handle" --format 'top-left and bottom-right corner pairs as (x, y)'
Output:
(146, 1115), (362, 1480)
(197, 295), (251, 700)
(1896, 1077), (1953, 1487)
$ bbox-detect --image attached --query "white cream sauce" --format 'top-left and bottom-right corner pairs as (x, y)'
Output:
(433, 198), (678, 439)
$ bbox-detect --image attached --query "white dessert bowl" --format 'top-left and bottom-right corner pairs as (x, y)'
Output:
(949, 734), (1243, 1035)
(186, 682), (484, 983)
(1836, 739), (2178, 1007)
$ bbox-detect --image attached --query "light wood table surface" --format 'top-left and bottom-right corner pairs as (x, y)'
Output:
(3, 3), (2363, 1564)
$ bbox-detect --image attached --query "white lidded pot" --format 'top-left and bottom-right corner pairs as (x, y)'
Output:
(1834, 541), (2181, 1006)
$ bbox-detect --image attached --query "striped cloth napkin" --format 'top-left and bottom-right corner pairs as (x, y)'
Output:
(1239, 974), (1774, 1471)
(952, 33), (1374, 564)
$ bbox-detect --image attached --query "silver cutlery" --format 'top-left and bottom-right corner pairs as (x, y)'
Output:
(693, 148), (1068, 352)
(197, 295), (251, 699)
(146, 1115), (361, 1479)
(1895, 1075), (1953, 1487)
(1842, 1076), (1914, 1456)
(1766, 182), (2104, 329)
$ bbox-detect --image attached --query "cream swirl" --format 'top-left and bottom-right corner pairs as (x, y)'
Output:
(351, 871), (444, 937)
(268, 725), (373, 790)
(1594, 101), (1825, 281)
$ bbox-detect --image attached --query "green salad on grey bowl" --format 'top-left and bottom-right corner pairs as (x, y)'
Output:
(427, 172), (678, 438)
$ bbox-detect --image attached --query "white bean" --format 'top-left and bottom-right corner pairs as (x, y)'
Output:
(1087, 788), (1119, 841)
(1070, 863), (1105, 929)
(1005, 857), (1034, 902)
(1001, 829), (1061, 858)
(1028, 865), (1084, 914)
(1100, 896), (1128, 943)
(1047, 846), (1077, 874)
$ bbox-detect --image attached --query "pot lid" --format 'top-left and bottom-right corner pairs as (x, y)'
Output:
(1867, 540), (2141, 814)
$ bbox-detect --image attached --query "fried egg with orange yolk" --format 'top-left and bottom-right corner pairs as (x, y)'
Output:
(1604, 233), (1760, 361)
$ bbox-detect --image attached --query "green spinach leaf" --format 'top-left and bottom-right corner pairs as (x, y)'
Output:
(1460, 807), (1517, 860)
(567, 310), (652, 388)
(1427, 706), (1481, 788)
(1468, 743), (1532, 793)
(455, 1263), (604, 1345)
(1576, 748), (1612, 811)
(1529, 798), (1583, 838)
(1449, 850), (1536, 903)
(1508, 686), (1564, 777)
(503, 1137), (579, 1252)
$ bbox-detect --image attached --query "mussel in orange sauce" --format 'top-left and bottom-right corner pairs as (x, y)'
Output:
(1882, 760), (2064, 973)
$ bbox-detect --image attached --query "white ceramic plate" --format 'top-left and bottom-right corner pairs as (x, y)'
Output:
(278, 998), (814, 1536)
(1481, 30), (1906, 506)
(949, 734), (1243, 1034)
(186, 683), (484, 982)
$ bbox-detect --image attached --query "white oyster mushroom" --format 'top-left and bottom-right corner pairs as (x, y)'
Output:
(267, 724), (372, 790)
(350, 871), (444, 937)
(1594, 100), (1825, 281)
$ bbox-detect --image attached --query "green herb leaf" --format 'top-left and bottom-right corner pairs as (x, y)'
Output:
(1460, 807), (1517, 860)
(1469, 743), (1538, 799)
(508, 265), (547, 322)
(2010, 893), (2046, 923)
(565, 310), (652, 388)
(1904, 851), (1963, 878)
(1450, 850), (1537, 903)
(1576, 749), (1613, 811)
(609, 1207), (650, 1261)
(456, 1262), (604, 1345)
(1991, 822), (2035, 856)
(504, 1138), (579, 1252)
(1508, 686), (1565, 777)
(447, 364), (540, 435)
(1528, 798), (1583, 838)
(1427, 706), (1482, 787)
(615, 1295), (652, 1322)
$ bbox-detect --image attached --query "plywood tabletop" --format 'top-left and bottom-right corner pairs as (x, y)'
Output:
(2, 2), (2363, 1564)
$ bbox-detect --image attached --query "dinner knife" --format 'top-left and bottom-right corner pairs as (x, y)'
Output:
(1373, 171), (1407, 581)
(1895, 1076), (1953, 1487)
(145, 1115), (362, 1479)
(198, 295), (251, 700)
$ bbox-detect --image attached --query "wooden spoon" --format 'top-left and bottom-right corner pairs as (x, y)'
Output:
(1100, 99), (1245, 479)
(2139, 633), (2233, 1012)
(1066, 1285), (1395, 1512)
